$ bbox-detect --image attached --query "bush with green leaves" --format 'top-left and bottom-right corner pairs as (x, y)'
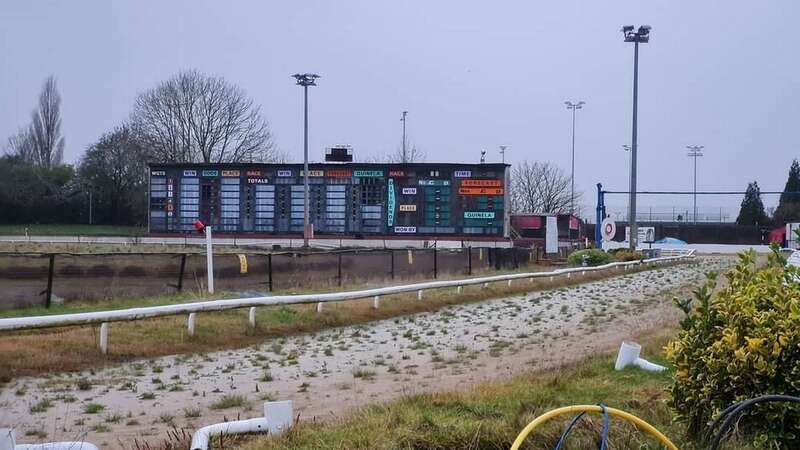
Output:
(567, 249), (611, 266)
(665, 246), (800, 447)
(611, 250), (645, 262)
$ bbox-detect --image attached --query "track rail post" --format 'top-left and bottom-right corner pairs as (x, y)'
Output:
(45, 254), (55, 308)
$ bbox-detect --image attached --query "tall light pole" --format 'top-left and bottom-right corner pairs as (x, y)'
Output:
(687, 145), (704, 224)
(565, 101), (585, 214)
(622, 144), (631, 213)
(292, 73), (320, 248)
(622, 25), (651, 251)
(499, 145), (508, 163)
(401, 111), (408, 163)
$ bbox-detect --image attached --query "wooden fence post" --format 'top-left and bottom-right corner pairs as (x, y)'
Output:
(268, 254), (273, 292)
(176, 254), (187, 292)
(45, 254), (55, 308)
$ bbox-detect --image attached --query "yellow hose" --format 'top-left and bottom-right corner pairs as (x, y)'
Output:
(509, 405), (679, 450)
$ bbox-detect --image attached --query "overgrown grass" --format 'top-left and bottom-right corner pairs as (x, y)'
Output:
(0, 261), (686, 379)
(210, 394), (249, 410)
(0, 224), (145, 236)
(237, 330), (754, 450)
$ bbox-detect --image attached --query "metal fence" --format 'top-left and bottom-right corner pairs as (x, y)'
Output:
(0, 247), (537, 310)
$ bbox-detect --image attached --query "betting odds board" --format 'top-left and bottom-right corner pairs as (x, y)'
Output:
(148, 163), (509, 238)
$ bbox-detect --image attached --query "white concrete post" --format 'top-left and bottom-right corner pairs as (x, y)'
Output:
(316, 302), (323, 313)
(264, 400), (294, 435)
(205, 226), (214, 294)
(507, 279), (513, 287)
(456, 286), (463, 295)
(550, 276), (554, 282)
(372, 296), (380, 309)
(581, 271), (585, 276)
(483, 282), (489, 289)
(99, 322), (108, 354)
(188, 313), (196, 337)
(567, 272), (571, 278)
(417, 290), (423, 301)
(248, 307), (256, 328)
(0, 427), (16, 450)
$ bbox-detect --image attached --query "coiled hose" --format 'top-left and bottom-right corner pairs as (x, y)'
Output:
(705, 395), (800, 450)
(509, 405), (679, 450)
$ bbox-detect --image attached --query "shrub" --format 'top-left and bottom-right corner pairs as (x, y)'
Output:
(612, 250), (645, 262)
(665, 246), (800, 447)
(567, 249), (611, 266)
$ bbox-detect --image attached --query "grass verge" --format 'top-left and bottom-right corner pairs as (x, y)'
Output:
(0, 261), (684, 380)
(0, 224), (145, 236)
(231, 328), (753, 450)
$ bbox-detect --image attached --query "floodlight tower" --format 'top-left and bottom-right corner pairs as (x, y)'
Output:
(565, 101), (585, 214)
(621, 25), (651, 250)
(291, 73), (320, 248)
(687, 145), (704, 224)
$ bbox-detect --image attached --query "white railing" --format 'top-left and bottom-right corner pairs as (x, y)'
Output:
(0, 253), (694, 352)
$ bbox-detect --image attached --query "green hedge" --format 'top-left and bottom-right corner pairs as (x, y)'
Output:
(567, 249), (612, 266)
(665, 246), (800, 447)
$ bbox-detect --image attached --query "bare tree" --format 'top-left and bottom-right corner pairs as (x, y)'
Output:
(78, 124), (150, 224)
(5, 127), (36, 162)
(510, 160), (581, 214)
(29, 76), (65, 167)
(132, 69), (276, 163)
(4, 76), (65, 166)
(385, 141), (426, 163)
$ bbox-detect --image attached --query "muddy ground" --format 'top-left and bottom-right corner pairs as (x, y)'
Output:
(0, 248), (521, 309)
(0, 256), (733, 449)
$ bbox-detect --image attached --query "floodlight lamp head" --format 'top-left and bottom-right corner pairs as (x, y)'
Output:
(292, 73), (320, 86)
(621, 25), (634, 33)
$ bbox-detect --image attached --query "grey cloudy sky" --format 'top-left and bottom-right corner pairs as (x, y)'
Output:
(1, 1), (798, 218)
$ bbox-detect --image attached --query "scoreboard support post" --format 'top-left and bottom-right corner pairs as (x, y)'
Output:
(467, 247), (472, 275)
(389, 250), (395, 280)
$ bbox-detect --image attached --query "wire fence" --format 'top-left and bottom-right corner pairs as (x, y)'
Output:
(0, 247), (541, 310)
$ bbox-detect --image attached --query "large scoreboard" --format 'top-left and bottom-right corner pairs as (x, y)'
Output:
(148, 163), (509, 238)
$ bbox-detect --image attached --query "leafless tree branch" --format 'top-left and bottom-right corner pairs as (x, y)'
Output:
(510, 160), (582, 215)
(131, 70), (275, 163)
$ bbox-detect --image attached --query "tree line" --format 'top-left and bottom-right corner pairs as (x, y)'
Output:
(2, 70), (579, 228)
(736, 160), (800, 228)
(1, 70), (278, 225)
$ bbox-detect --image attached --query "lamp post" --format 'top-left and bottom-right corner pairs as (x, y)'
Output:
(291, 73), (320, 248)
(564, 101), (585, 214)
(687, 145), (704, 224)
(499, 145), (508, 163)
(401, 111), (408, 163)
(621, 25), (651, 250)
(622, 145), (631, 217)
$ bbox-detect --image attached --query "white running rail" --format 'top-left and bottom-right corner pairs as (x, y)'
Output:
(0, 253), (693, 335)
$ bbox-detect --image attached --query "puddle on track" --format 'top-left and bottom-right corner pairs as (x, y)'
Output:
(1, 257), (733, 449)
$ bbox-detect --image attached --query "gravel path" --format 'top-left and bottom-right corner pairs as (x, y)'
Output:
(1, 257), (733, 449)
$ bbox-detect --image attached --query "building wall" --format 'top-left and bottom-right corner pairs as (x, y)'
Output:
(148, 163), (509, 238)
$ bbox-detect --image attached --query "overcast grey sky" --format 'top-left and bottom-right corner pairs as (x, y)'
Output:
(1, 1), (798, 218)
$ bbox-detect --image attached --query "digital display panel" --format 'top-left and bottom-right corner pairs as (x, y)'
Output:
(148, 163), (509, 237)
